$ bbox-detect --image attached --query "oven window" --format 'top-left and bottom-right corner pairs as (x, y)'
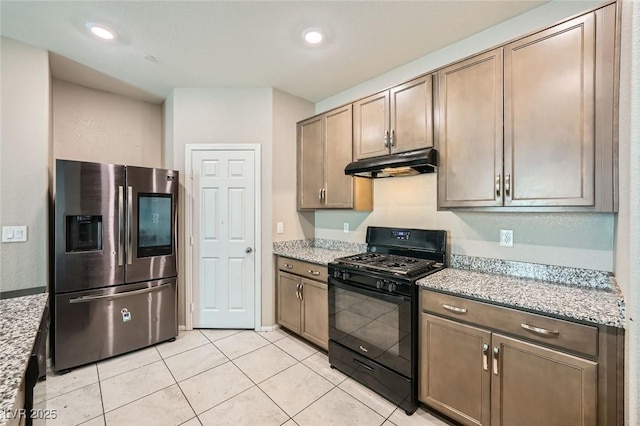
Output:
(329, 282), (412, 376)
(138, 194), (172, 258)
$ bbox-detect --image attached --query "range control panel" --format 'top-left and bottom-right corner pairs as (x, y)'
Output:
(391, 230), (410, 240)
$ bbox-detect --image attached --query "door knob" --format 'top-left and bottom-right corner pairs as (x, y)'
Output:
(245, 247), (253, 253)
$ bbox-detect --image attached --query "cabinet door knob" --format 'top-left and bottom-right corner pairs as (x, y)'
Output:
(390, 129), (395, 147)
(493, 346), (500, 375)
(505, 174), (511, 197)
(496, 174), (501, 197)
(245, 247), (253, 253)
(384, 130), (390, 148)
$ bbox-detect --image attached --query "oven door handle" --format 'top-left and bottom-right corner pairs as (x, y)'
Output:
(330, 279), (408, 305)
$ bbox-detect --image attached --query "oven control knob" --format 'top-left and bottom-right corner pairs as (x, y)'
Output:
(342, 272), (350, 280)
(333, 270), (341, 278)
(376, 280), (384, 289)
(388, 283), (397, 292)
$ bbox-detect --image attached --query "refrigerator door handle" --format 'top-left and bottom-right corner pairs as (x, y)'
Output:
(127, 186), (133, 265)
(69, 283), (172, 303)
(118, 186), (124, 266)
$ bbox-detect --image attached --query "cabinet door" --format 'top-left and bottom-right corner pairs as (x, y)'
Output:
(491, 334), (597, 426)
(504, 13), (595, 207)
(437, 49), (504, 208)
(276, 271), (301, 333)
(324, 105), (354, 208)
(353, 91), (390, 159)
(297, 116), (324, 209)
(390, 74), (434, 154)
(300, 278), (328, 350)
(420, 314), (491, 426)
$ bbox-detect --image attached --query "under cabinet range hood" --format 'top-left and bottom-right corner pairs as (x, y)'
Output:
(344, 148), (438, 178)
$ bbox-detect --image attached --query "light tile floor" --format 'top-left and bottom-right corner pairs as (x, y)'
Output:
(34, 329), (454, 426)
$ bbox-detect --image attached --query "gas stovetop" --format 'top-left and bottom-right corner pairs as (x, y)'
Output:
(333, 252), (442, 277)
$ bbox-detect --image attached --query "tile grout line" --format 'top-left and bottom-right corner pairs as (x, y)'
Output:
(156, 333), (201, 422)
(94, 363), (107, 426)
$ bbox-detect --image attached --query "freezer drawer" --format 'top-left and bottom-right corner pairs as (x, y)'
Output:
(53, 278), (177, 371)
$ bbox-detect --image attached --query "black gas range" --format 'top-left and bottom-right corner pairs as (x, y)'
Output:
(328, 227), (447, 415)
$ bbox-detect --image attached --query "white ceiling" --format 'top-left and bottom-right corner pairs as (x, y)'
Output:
(1, 1), (551, 104)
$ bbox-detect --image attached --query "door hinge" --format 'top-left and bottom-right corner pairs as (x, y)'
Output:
(190, 303), (195, 313)
(190, 236), (194, 246)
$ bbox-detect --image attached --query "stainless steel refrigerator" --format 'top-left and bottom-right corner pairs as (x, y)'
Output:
(52, 159), (179, 371)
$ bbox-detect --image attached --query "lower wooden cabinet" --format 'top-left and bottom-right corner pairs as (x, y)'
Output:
(419, 289), (621, 426)
(491, 333), (597, 426)
(420, 314), (491, 426)
(276, 257), (328, 350)
(420, 314), (597, 426)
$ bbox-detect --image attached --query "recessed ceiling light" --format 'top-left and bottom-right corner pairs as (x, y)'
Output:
(302, 28), (323, 45)
(86, 22), (116, 41)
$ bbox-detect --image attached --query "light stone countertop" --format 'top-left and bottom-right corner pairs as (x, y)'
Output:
(417, 269), (624, 328)
(272, 240), (625, 328)
(273, 239), (366, 265)
(0, 293), (48, 425)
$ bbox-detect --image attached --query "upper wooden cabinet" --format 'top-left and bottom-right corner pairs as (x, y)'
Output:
(297, 105), (372, 210)
(353, 74), (434, 160)
(437, 48), (504, 208)
(437, 4), (617, 211)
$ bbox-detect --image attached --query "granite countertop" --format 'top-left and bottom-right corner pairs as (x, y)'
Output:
(418, 268), (625, 328)
(0, 293), (48, 423)
(272, 241), (625, 328)
(273, 239), (366, 265)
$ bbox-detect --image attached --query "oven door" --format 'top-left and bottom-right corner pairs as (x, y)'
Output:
(328, 277), (413, 377)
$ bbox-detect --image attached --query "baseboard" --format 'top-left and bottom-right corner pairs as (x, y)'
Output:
(178, 325), (187, 331)
(259, 324), (281, 332)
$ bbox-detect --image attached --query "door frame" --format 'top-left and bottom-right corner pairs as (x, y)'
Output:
(184, 143), (262, 331)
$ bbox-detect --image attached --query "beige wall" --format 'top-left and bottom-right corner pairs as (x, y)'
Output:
(617, 1), (640, 424)
(52, 79), (162, 167)
(315, 176), (615, 271)
(0, 37), (50, 293)
(164, 87), (276, 327)
(272, 89), (315, 242)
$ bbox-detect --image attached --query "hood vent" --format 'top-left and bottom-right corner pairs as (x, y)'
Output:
(344, 148), (438, 178)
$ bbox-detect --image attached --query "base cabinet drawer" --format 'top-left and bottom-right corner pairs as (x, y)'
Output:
(421, 289), (598, 357)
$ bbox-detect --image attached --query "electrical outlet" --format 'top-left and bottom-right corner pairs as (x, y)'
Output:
(500, 230), (514, 247)
(276, 222), (284, 234)
(343, 223), (349, 233)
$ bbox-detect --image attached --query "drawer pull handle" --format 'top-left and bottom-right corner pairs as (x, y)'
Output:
(442, 303), (467, 314)
(308, 270), (320, 276)
(353, 358), (374, 372)
(493, 346), (499, 375)
(283, 263), (293, 269)
(482, 343), (489, 371)
(521, 323), (560, 337)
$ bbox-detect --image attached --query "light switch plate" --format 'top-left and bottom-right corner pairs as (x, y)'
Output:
(2, 226), (28, 242)
(343, 223), (349, 233)
(276, 222), (284, 234)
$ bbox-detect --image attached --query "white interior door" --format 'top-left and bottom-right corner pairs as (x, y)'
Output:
(191, 148), (257, 328)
